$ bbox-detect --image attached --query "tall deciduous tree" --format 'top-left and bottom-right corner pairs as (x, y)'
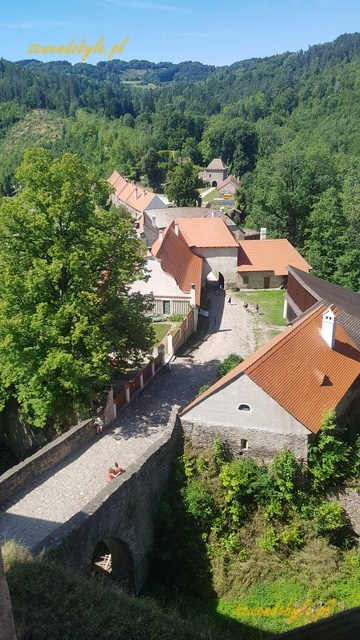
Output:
(0, 148), (153, 427)
(304, 187), (346, 281)
(165, 160), (201, 207)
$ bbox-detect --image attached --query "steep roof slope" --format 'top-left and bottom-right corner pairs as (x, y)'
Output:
(288, 266), (360, 348)
(182, 305), (360, 434)
(176, 218), (238, 248)
(237, 239), (311, 275)
(152, 224), (202, 305)
(206, 158), (227, 170)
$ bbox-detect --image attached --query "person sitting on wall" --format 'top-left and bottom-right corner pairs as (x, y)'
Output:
(113, 462), (125, 475)
(106, 467), (117, 483)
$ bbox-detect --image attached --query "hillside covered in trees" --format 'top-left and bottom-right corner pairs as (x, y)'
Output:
(0, 32), (359, 289)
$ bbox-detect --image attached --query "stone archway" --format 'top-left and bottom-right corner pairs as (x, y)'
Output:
(212, 180), (217, 187)
(91, 537), (135, 592)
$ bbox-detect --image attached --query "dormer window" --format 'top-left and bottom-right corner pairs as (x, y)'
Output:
(238, 403), (251, 411)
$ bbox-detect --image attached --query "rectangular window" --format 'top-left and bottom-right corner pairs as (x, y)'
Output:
(241, 439), (248, 450)
(162, 300), (170, 314)
(264, 277), (270, 289)
(243, 276), (249, 286)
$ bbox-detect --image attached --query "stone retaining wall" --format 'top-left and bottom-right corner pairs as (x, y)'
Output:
(328, 486), (360, 534)
(42, 406), (183, 593)
(0, 418), (95, 506)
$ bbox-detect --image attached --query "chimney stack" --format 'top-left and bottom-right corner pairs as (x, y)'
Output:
(151, 215), (156, 227)
(260, 227), (267, 240)
(174, 222), (179, 236)
(321, 307), (336, 349)
(134, 188), (138, 202)
(190, 283), (196, 307)
(159, 230), (163, 242)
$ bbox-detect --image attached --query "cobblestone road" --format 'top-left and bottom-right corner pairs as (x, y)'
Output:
(0, 289), (272, 552)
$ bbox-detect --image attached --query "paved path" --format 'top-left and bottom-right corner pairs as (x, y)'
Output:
(0, 289), (272, 552)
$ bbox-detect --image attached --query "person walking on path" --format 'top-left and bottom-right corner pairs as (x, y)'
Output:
(255, 304), (260, 314)
(228, 296), (232, 304)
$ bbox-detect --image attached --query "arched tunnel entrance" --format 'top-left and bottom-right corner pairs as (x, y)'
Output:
(91, 538), (135, 592)
(206, 270), (224, 290)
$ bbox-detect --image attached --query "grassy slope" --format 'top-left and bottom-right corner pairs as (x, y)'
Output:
(152, 322), (172, 345)
(0, 110), (66, 188)
(3, 542), (253, 640)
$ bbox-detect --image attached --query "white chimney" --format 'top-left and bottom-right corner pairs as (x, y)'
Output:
(174, 222), (179, 236)
(321, 307), (336, 349)
(211, 210), (215, 218)
(190, 283), (196, 307)
(260, 227), (267, 240)
(151, 215), (156, 226)
(159, 230), (163, 242)
(142, 189), (146, 197)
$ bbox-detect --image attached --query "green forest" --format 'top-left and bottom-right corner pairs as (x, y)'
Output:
(0, 32), (359, 289)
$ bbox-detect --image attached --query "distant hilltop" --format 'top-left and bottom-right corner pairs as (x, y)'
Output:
(13, 32), (360, 83)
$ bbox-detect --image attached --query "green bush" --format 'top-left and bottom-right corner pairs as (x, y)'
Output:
(308, 409), (350, 491)
(181, 478), (214, 523)
(217, 354), (243, 379)
(259, 526), (279, 552)
(213, 435), (227, 470)
(169, 313), (185, 322)
(280, 521), (305, 550)
(313, 501), (347, 536)
(198, 383), (211, 396)
(195, 456), (207, 474)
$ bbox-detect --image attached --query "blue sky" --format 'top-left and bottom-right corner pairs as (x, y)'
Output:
(1, 0), (360, 66)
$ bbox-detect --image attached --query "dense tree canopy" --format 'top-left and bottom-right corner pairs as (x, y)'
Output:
(165, 161), (201, 207)
(0, 33), (360, 289)
(0, 149), (153, 427)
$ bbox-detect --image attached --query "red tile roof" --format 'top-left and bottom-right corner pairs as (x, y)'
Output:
(152, 224), (202, 305)
(181, 305), (360, 434)
(107, 172), (161, 214)
(218, 175), (240, 190)
(108, 170), (121, 186)
(176, 218), (238, 248)
(237, 239), (311, 275)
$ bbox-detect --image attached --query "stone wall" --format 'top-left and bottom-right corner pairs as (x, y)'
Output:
(195, 247), (238, 289)
(181, 419), (309, 464)
(0, 418), (95, 506)
(328, 487), (360, 534)
(39, 407), (182, 594)
(237, 271), (283, 289)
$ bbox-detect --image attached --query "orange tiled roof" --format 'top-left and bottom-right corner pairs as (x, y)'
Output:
(181, 305), (360, 434)
(108, 170), (121, 186)
(218, 175), (240, 190)
(176, 218), (238, 248)
(114, 175), (128, 196)
(107, 171), (160, 213)
(152, 224), (202, 305)
(118, 182), (137, 202)
(237, 239), (311, 275)
(126, 187), (157, 214)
